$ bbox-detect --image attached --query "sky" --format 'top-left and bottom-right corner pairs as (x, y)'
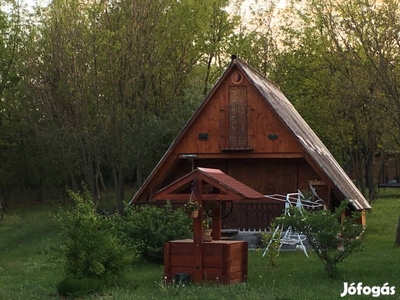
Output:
(21, 0), (49, 7)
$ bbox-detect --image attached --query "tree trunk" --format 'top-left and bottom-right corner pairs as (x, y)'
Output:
(112, 165), (125, 215)
(96, 160), (111, 202)
(203, 53), (214, 97)
(365, 151), (377, 202)
(117, 163), (124, 215)
(0, 201), (4, 222)
(82, 149), (96, 199)
(94, 158), (101, 201)
(70, 171), (79, 192)
(395, 215), (400, 246)
(352, 152), (366, 196)
(136, 162), (143, 189)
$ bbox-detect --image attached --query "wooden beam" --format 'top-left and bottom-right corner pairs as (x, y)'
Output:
(212, 204), (221, 240)
(308, 179), (326, 186)
(302, 151), (334, 190)
(193, 153), (304, 159)
(193, 177), (203, 283)
(154, 193), (240, 201)
(164, 242), (170, 280)
(151, 171), (196, 199)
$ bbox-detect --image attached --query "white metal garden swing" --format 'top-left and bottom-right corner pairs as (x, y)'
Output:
(262, 186), (325, 258)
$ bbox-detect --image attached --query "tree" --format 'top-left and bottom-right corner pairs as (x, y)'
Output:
(25, 0), (241, 211)
(276, 201), (364, 279)
(268, 0), (400, 200)
(0, 1), (42, 203)
(199, 0), (239, 95)
(58, 187), (130, 283)
(227, 0), (280, 77)
(118, 202), (192, 263)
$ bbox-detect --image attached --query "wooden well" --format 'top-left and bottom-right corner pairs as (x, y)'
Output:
(152, 167), (263, 284)
(164, 239), (248, 284)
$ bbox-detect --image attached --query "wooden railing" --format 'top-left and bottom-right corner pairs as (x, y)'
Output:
(134, 200), (285, 231)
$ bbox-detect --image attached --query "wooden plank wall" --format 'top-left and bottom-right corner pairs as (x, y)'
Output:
(164, 241), (195, 281)
(164, 240), (248, 284)
(223, 201), (285, 231)
(135, 200), (285, 231)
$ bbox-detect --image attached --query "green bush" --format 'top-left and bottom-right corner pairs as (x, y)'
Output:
(56, 276), (104, 298)
(58, 187), (132, 284)
(276, 200), (364, 279)
(261, 222), (280, 268)
(119, 202), (192, 263)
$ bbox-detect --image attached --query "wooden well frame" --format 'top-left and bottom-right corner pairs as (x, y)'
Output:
(152, 167), (263, 284)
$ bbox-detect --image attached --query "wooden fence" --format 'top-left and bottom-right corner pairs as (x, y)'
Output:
(134, 200), (285, 231)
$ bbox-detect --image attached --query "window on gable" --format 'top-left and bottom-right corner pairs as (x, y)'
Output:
(219, 86), (252, 151)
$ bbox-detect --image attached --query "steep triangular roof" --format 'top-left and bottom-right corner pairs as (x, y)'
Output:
(235, 60), (370, 210)
(131, 58), (371, 210)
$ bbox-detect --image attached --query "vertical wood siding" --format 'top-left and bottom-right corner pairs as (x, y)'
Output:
(135, 200), (285, 231)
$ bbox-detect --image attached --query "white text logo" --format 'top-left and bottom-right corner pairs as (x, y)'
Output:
(340, 282), (395, 297)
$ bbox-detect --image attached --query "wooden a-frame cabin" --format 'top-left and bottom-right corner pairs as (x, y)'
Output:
(131, 57), (371, 229)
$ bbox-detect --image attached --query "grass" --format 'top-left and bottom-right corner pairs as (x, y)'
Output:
(1, 192), (400, 299)
(0, 204), (64, 299)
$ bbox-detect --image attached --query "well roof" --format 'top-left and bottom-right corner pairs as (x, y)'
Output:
(151, 167), (264, 201)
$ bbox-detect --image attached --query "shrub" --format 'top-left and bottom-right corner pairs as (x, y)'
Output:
(276, 200), (364, 279)
(261, 222), (280, 268)
(58, 187), (131, 284)
(56, 276), (104, 298)
(119, 202), (192, 263)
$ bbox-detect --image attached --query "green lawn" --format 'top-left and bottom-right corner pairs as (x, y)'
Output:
(1, 193), (400, 299)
